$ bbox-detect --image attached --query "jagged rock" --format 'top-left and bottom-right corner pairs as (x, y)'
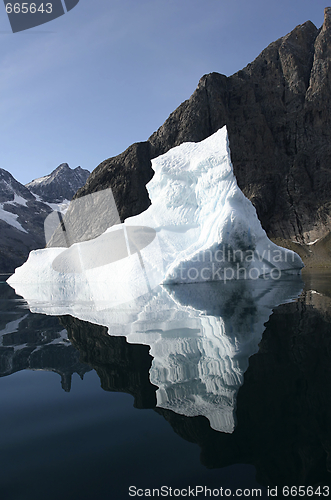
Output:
(0, 169), (35, 204)
(72, 9), (331, 257)
(74, 142), (153, 226)
(0, 169), (52, 272)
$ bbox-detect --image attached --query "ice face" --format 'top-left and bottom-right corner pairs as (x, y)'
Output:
(8, 126), (303, 302)
(127, 126), (303, 284)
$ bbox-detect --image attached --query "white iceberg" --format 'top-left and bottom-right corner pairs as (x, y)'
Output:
(8, 126), (303, 305)
(129, 126), (303, 284)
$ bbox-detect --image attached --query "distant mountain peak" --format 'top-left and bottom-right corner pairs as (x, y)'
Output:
(26, 164), (90, 203)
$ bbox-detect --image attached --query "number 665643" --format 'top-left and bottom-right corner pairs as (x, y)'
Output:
(5, 3), (53, 14)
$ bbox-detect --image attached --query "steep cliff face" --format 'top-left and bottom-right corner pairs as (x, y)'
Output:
(150, 9), (331, 244)
(0, 168), (52, 272)
(73, 9), (331, 256)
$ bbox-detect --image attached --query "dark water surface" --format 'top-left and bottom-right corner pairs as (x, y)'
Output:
(1, 272), (331, 499)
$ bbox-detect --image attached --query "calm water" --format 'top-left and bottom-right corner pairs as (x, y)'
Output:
(1, 272), (331, 499)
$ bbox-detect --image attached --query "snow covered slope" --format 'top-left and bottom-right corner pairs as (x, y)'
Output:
(8, 126), (303, 295)
(0, 169), (51, 272)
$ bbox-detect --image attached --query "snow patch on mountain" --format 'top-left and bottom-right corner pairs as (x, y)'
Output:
(0, 164), (90, 272)
(44, 199), (71, 214)
(5, 194), (28, 207)
(28, 175), (49, 186)
(0, 204), (28, 233)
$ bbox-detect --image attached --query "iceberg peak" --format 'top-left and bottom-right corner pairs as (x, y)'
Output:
(127, 126), (303, 285)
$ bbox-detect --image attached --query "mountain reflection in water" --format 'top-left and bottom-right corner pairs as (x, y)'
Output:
(2, 273), (331, 491)
(0, 278), (91, 391)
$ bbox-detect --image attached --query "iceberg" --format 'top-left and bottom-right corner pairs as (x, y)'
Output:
(8, 126), (303, 305)
(127, 126), (303, 284)
(6, 126), (305, 433)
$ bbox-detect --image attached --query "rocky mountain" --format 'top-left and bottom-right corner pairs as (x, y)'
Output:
(70, 8), (331, 267)
(0, 164), (89, 273)
(26, 163), (89, 203)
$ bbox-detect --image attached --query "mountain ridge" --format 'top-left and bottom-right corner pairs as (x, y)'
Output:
(71, 9), (331, 267)
(26, 163), (89, 203)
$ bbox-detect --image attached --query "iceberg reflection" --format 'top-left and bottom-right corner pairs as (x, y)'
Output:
(8, 276), (303, 433)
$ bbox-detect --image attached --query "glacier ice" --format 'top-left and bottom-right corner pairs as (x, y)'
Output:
(8, 126), (303, 302)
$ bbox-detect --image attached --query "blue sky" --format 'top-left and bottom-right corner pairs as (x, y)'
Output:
(0, 0), (328, 184)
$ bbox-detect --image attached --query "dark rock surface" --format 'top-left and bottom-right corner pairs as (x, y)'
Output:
(26, 163), (90, 203)
(0, 168), (35, 204)
(48, 146), (153, 246)
(72, 8), (331, 255)
(71, 142), (153, 243)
